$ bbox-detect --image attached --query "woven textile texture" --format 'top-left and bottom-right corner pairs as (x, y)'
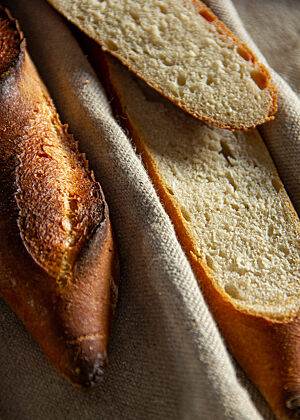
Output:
(0, 0), (299, 419)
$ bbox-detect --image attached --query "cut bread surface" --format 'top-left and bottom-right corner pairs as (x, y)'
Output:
(47, 0), (277, 130)
(102, 55), (299, 320)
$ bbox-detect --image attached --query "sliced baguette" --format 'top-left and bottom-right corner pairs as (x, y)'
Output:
(0, 7), (119, 387)
(86, 45), (300, 419)
(47, 0), (277, 130)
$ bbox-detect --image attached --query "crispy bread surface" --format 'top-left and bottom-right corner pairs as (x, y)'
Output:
(0, 7), (119, 387)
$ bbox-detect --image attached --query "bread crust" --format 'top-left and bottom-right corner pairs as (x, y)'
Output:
(0, 7), (119, 387)
(90, 47), (300, 418)
(48, 0), (277, 130)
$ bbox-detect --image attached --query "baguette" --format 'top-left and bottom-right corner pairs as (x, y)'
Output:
(47, 0), (277, 130)
(86, 44), (300, 419)
(0, 7), (119, 387)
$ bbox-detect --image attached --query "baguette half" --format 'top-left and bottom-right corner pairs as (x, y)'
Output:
(47, 0), (277, 130)
(0, 7), (119, 387)
(86, 43), (300, 419)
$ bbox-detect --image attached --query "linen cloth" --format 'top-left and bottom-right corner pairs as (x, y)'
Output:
(0, 0), (298, 419)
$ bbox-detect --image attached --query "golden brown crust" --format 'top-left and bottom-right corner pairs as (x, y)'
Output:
(190, 0), (278, 128)
(190, 253), (300, 420)
(0, 7), (119, 387)
(49, 0), (277, 130)
(87, 46), (300, 417)
(0, 7), (21, 75)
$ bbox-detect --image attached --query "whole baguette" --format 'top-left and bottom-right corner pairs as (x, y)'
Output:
(0, 7), (119, 387)
(84, 41), (300, 419)
(47, 0), (277, 130)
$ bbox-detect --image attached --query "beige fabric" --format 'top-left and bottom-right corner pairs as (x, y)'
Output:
(232, 0), (300, 98)
(0, 0), (298, 419)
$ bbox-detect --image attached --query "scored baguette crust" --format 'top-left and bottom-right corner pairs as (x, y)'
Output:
(47, 0), (277, 130)
(0, 7), (119, 387)
(86, 43), (300, 418)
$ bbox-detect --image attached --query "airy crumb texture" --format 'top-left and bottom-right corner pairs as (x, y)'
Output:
(48, 0), (277, 129)
(107, 56), (299, 319)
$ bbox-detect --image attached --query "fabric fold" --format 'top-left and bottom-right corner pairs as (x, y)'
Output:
(0, 0), (298, 419)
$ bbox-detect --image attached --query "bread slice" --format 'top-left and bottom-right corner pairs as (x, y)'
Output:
(0, 7), (119, 387)
(88, 46), (300, 418)
(47, 0), (277, 130)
